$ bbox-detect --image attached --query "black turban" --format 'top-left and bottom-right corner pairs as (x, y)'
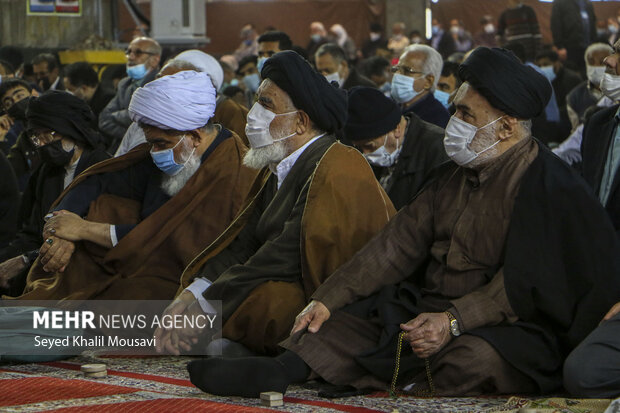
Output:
(344, 87), (401, 141)
(261, 50), (347, 134)
(458, 47), (552, 119)
(26, 90), (101, 149)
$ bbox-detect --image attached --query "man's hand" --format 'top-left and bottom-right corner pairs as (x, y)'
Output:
(401, 312), (452, 359)
(154, 290), (197, 355)
(0, 114), (13, 141)
(602, 302), (620, 322)
(39, 236), (75, 273)
(43, 210), (86, 241)
(0, 256), (27, 289)
(291, 300), (330, 335)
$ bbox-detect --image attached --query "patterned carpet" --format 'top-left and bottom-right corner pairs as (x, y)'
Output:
(0, 355), (612, 412)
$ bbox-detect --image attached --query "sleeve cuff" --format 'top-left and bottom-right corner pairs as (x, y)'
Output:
(185, 278), (216, 314)
(109, 225), (118, 247)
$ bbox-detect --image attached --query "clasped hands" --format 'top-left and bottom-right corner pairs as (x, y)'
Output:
(154, 290), (208, 355)
(38, 210), (84, 273)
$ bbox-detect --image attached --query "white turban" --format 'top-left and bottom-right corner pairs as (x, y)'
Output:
(128, 70), (216, 131)
(175, 49), (224, 91)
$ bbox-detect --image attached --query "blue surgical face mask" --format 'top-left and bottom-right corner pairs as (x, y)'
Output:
(257, 57), (268, 74)
(540, 65), (556, 83)
(311, 34), (322, 42)
(434, 89), (451, 108)
(150, 135), (195, 176)
(391, 73), (420, 104)
(126, 63), (148, 80)
(380, 81), (392, 96)
(243, 73), (261, 93)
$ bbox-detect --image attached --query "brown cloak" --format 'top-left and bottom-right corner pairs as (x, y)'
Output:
(179, 141), (396, 353)
(11, 132), (259, 302)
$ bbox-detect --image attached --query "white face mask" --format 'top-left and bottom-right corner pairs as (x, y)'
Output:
(443, 115), (502, 166)
(587, 65), (605, 88)
(600, 72), (620, 101)
(324, 71), (341, 86)
(364, 136), (401, 167)
(484, 24), (495, 34)
(245, 103), (298, 149)
(370, 32), (381, 42)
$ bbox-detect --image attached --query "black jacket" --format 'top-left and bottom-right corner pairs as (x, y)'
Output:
(89, 85), (116, 125)
(372, 113), (448, 210)
(581, 104), (620, 235)
(0, 146), (110, 263)
(0, 151), (20, 249)
(342, 68), (376, 91)
(402, 92), (450, 129)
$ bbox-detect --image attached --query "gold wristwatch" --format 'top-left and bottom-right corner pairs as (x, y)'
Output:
(445, 311), (461, 337)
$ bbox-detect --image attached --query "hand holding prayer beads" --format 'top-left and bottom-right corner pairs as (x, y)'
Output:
(400, 312), (452, 359)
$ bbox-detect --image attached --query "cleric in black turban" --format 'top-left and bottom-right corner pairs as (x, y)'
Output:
(26, 90), (102, 149)
(459, 47), (552, 119)
(261, 50), (347, 134)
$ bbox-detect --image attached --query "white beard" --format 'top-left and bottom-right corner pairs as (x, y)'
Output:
(160, 153), (201, 197)
(243, 140), (288, 170)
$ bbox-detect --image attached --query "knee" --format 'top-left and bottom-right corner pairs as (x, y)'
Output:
(563, 344), (608, 398)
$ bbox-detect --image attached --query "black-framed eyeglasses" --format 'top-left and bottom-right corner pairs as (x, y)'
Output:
(124, 48), (156, 57)
(391, 65), (425, 77)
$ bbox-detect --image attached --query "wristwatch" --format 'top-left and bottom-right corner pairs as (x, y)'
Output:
(445, 311), (461, 337)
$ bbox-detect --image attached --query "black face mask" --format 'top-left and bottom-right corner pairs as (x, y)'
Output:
(7, 98), (30, 121)
(39, 77), (51, 91)
(38, 140), (74, 167)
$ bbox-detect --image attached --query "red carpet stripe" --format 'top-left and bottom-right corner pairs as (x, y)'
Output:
(0, 377), (137, 407)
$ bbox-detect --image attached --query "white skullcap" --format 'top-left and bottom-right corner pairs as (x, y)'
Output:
(175, 49), (224, 91)
(128, 70), (216, 130)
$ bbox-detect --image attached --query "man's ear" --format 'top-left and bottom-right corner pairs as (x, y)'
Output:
(498, 116), (518, 141)
(295, 111), (311, 135)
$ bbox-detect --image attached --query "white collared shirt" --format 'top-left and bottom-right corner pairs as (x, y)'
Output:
(271, 133), (325, 189)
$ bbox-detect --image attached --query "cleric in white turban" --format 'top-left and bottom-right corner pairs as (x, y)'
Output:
(18, 69), (258, 305)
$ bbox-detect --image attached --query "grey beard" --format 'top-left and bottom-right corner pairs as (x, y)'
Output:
(243, 140), (288, 170)
(160, 153), (201, 197)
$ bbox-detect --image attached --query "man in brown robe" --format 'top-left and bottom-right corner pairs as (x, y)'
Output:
(155, 51), (395, 356)
(9, 70), (257, 303)
(185, 48), (620, 398)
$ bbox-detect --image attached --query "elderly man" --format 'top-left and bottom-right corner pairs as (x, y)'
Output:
(99, 37), (161, 150)
(567, 43), (613, 129)
(157, 51), (395, 357)
(391, 45), (450, 129)
(0, 91), (108, 297)
(581, 39), (620, 235)
(10, 71), (257, 303)
(344, 87), (447, 209)
(186, 47), (620, 398)
(315, 43), (375, 90)
(115, 50), (249, 156)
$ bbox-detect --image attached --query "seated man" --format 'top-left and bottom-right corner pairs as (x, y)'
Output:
(344, 87), (447, 209)
(314, 43), (375, 90)
(391, 45), (450, 129)
(156, 51), (395, 355)
(186, 48), (620, 398)
(0, 91), (109, 296)
(9, 71), (257, 302)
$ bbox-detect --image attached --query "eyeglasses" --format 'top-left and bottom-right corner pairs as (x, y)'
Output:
(124, 48), (156, 57)
(391, 65), (425, 77)
(29, 130), (58, 148)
